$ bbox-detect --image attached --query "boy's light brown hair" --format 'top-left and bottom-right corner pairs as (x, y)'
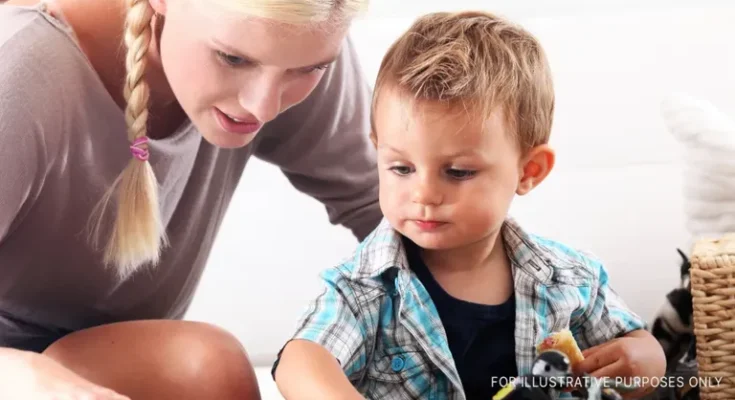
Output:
(370, 11), (555, 152)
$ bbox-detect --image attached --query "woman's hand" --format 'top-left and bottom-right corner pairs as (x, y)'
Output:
(0, 348), (130, 400)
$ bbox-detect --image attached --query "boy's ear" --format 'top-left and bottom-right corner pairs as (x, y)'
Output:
(517, 144), (555, 195)
(149, 0), (167, 15)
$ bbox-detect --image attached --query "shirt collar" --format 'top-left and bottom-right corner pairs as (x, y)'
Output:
(350, 218), (408, 280)
(351, 217), (554, 283)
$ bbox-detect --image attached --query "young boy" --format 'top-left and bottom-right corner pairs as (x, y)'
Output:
(273, 10), (665, 400)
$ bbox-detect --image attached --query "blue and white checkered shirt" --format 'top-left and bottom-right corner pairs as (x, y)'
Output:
(278, 217), (646, 399)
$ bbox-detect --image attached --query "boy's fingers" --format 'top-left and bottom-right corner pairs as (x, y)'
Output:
(576, 346), (619, 375)
(581, 347), (596, 358)
(581, 338), (619, 358)
(587, 358), (624, 379)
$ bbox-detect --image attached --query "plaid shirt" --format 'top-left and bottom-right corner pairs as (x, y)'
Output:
(278, 217), (646, 399)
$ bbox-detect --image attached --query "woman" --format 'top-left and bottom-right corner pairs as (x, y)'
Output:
(0, 0), (379, 397)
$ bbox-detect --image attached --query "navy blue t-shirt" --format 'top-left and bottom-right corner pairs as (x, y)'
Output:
(404, 238), (518, 399)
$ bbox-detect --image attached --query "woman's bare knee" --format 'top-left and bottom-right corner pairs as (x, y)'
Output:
(43, 320), (261, 400)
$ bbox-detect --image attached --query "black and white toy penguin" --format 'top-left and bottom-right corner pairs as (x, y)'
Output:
(493, 350), (627, 400)
(493, 350), (574, 400)
(569, 376), (625, 400)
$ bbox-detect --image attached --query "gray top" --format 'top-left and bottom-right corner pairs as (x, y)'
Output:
(0, 3), (381, 351)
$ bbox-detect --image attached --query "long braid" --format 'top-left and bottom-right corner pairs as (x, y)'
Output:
(91, 0), (167, 278)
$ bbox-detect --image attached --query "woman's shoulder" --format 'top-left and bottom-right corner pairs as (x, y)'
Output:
(1, 3), (101, 100)
(0, 2), (46, 39)
(1, 3), (120, 152)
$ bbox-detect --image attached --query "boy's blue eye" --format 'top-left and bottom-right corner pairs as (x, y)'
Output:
(216, 51), (248, 67)
(389, 166), (412, 176)
(446, 169), (476, 179)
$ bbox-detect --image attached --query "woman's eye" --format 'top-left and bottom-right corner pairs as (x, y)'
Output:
(446, 168), (477, 180)
(216, 51), (248, 67)
(389, 166), (412, 176)
(302, 64), (331, 73)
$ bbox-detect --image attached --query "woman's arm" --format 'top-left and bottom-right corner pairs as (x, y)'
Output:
(0, 19), (128, 398)
(253, 35), (381, 241)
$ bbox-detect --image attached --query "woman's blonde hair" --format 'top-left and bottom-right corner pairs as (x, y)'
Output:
(93, 0), (368, 278)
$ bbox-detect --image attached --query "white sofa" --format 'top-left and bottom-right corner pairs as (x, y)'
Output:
(184, 2), (735, 398)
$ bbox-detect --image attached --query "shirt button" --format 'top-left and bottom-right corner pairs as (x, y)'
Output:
(391, 356), (405, 372)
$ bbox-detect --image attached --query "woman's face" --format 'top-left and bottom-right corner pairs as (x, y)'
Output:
(154, 0), (349, 148)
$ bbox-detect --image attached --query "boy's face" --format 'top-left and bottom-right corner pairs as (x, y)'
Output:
(374, 89), (548, 251)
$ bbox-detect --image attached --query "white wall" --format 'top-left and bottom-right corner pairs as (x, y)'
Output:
(185, 1), (735, 368)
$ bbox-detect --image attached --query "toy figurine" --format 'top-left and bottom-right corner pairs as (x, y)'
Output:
(493, 350), (575, 400)
(570, 376), (624, 400)
(493, 350), (627, 400)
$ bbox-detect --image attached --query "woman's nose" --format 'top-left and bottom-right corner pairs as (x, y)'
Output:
(239, 77), (282, 123)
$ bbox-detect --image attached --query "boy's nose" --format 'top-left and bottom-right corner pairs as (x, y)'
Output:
(411, 182), (443, 206)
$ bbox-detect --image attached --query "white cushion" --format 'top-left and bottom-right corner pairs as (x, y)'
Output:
(661, 93), (735, 238)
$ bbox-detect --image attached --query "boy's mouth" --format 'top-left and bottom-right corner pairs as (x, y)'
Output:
(412, 220), (447, 231)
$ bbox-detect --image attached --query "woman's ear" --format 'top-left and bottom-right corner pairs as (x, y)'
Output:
(148, 0), (167, 15)
(517, 144), (555, 195)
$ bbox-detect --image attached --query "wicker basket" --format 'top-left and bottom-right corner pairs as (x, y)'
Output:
(690, 234), (735, 400)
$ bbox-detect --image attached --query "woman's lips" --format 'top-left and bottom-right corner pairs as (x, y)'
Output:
(213, 107), (261, 135)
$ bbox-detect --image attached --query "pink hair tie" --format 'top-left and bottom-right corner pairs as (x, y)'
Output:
(130, 137), (150, 161)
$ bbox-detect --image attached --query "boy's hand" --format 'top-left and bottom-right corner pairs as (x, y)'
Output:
(574, 330), (666, 399)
